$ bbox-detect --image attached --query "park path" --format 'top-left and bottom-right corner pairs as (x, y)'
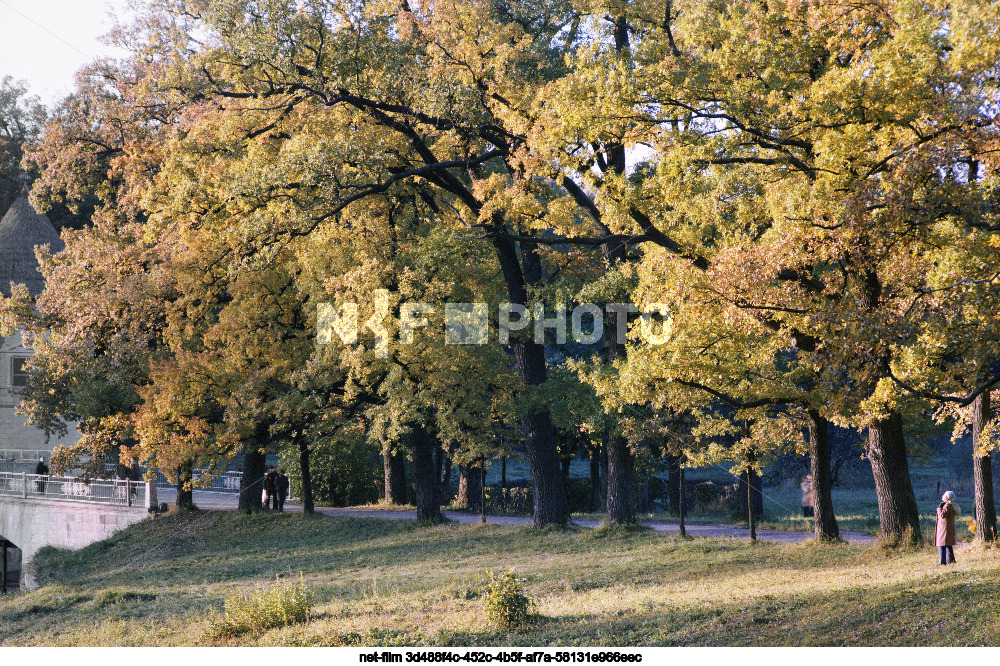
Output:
(160, 488), (878, 545)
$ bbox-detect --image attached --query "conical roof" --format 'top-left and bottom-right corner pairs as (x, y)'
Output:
(0, 191), (64, 298)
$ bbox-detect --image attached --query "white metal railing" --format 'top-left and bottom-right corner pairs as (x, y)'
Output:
(154, 469), (243, 494)
(102, 465), (243, 494)
(0, 471), (150, 508)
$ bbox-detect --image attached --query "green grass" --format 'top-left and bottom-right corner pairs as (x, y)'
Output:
(2, 510), (998, 646)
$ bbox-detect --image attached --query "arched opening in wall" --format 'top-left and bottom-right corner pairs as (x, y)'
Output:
(1, 537), (21, 593)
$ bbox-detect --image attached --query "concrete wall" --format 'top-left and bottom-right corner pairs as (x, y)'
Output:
(0, 330), (82, 461)
(0, 497), (149, 589)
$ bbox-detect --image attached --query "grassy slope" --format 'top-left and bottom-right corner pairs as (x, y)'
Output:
(1, 511), (998, 646)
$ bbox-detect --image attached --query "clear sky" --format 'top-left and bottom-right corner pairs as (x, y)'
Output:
(0, 0), (134, 107)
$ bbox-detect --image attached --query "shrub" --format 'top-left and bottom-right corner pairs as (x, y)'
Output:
(209, 575), (312, 638)
(93, 588), (156, 608)
(482, 569), (535, 630)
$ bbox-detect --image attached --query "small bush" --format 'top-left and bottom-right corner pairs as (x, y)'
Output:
(209, 575), (312, 638)
(482, 569), (535, 629)
(93, 588), (156, 608)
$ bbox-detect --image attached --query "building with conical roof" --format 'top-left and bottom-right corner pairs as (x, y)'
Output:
(0, 192), (65, 298)
(0, 190), (80, 462)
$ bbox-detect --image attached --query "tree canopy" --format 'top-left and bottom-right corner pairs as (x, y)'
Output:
(3, 0), (999, 537)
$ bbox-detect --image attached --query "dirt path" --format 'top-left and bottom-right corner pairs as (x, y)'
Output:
(161, 489), (878, 544)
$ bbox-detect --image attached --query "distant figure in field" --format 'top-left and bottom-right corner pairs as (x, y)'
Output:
(800, 474), (814, 518)
(936, 491), (961, 565)
(34, 456), (49, 494)
(276, 469), (289, 513)
(263, 467), (278, 510)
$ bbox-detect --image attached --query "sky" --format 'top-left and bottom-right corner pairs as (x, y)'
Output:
(0, 0), (134, 107)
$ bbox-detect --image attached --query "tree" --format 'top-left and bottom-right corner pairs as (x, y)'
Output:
(0, 76), (45, 214)
(559, 0), (1000, 542)
(99, 0), (586, 526)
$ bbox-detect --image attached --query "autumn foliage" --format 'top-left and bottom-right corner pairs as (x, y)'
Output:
(1, 0), (998, 538)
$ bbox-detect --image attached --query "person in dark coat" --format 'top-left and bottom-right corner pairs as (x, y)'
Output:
(275, 469), (290, 513)
(935, 490), (961, 565)
(263, 467), (278, 510)
(34, 456), (49, 494)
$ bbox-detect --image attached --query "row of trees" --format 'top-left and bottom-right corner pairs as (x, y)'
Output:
(1, 0), (998, 542)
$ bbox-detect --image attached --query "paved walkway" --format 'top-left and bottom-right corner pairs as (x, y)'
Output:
(158, 488), (877, 544)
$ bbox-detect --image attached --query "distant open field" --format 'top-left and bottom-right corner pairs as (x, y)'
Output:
(1, 511), (998, 646)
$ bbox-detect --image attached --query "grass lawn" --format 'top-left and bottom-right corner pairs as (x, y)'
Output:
(2, 510), (998, 646)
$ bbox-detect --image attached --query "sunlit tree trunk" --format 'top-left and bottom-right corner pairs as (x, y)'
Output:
(490, 229), (569, 527)
(867, 412), (921, 543)
(598, 13), (639, 526)
(807, 410), (840, 542)
(605, 425), (637, 524)
(407, 424), (443, 523)
(972, 391), (997, 542)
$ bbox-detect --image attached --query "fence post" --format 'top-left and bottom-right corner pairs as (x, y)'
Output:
(20, 473), (25, 499)
(146, 476), (157, 510)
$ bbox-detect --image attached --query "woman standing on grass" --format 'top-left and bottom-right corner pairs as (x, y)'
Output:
(936, 491), (961, 565)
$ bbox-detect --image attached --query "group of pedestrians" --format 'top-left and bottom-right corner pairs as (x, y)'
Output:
(263, 467), (289, 512)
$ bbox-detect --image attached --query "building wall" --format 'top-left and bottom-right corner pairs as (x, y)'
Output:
(0, 330), (82, 461)
(0, 496), (149, 589)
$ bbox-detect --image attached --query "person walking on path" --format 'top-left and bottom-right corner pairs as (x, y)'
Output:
(800, 474), (814, 518)
(935, 490), (961, 565)
(276, 469), (289, 513)
(34, 456), (49, 495)
(263, 467), (278, 510)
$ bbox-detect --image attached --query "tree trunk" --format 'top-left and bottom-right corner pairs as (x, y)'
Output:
(490, 230), (569, 527)
(595, 6), (640, 529)
(867, 412), (921, 543)
(382, 441), (408, 504)
(605, 430), (637, 524)
(807, 410), (841, 542)
(175, 462), (194, 509)
(523, 409), (570, 527)
(972, 391), (997, 542)
(457, 465), (483, 510)
(297, 436), (314, 515)
(407, 424), (443, 523)
(239, 447), (266, 512)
